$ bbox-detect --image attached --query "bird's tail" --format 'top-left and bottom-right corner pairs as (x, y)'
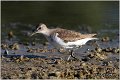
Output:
(90, 37), (98, 40)
(87, 33), (97, 37)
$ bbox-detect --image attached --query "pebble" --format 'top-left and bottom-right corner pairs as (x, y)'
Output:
(112, 48), (119, 54)
(87, 53), (94, 58)
(81, 57), (90, 62)
(101, 36), (110, 42)
(81, 63), (86, 67)
(23, 42), (29, 46)
(31, 42), (35, 46)
(8, 31), (14, 40)
(102, 61), (109, 66)
(43, 42), (49, 46)
(20, 55), (24, 61)
(55, 71), (61, 78)
(1, 44), (8, 49)
(58, 48), (66, 53)
(87, 48), (90, 51)
(48, 72), (56, 77)
(9, 43), (20, 50)
(95, 47), (102, 53)
(95, 53), (107, 60)
(103, 47), (112, 52)
(27, 48), (33, 53)
(3, 49), (9, 56)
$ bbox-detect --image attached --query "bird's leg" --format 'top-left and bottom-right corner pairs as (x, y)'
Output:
(67, 49), (79, 61)
(70, 50), (79, 60)
(67, 55), (71, 61)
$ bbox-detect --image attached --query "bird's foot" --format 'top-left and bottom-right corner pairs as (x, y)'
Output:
(67, 50), (80, 61)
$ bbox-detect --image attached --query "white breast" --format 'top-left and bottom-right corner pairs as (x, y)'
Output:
(45, 33), (66, 48)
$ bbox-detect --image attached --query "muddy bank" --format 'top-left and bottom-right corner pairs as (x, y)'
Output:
(1, 23), (119, 79)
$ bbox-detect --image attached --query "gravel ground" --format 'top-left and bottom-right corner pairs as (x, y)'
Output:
(1, 23), (119, 79)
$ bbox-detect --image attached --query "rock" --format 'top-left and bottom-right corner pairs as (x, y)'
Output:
(1, 44), (8, 49)
(58, 48), (66, 53)
(112, 48), (119, 54)
(8, 31), (14, 40)
(101, 36), (110, 42)
(103, 47), (112, 52)
(20, 55), (24, 61)
(31, 72), (38, 79)
(55, 71), (61, 78)
(3, 49), (9, 56)
(81, 63), (87, 67)
(27, 48), (33, 52)
(95, 47), (102, 53)
(95, 53), (107, 60)
(43, 42), (49, 46)
(48, 72), (56, 77)
(10, 43), (20, 50)
(102, 61), (109, 66)
(82, 57), (90, 62)
(79, 71), (84, 79)
(87, 53), (94, 58)
(31, 42), (35, 46)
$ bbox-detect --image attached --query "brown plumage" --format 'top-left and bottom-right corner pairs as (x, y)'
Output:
(51, 28), (97, 42)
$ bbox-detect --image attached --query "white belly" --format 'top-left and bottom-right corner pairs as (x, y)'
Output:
(65, 38), (98, 48)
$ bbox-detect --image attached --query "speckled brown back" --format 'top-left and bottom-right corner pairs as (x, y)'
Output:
(50, 28), (97, 42)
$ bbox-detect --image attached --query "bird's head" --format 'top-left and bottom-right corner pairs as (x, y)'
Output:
(31, 23), (48, 36)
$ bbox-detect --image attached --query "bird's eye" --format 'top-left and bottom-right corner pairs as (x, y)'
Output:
(36, 24), (41, 30)
(36, 26), (41, 30)
(37, 27), (41, 30)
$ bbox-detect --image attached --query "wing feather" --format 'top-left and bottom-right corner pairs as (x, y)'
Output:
(50, 28), (97, 42)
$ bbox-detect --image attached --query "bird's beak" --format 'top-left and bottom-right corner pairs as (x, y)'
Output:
(30, 30), (38, 36)
(30, 32), (36, 36)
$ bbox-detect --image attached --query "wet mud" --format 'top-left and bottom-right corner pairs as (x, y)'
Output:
(1, 23), (119, 79)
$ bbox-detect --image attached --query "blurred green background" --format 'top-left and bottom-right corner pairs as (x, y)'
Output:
(1, 1), (119, 30)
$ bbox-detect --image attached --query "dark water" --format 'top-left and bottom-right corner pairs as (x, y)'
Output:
(1, 1), (119, 42)
(1, 1), (119, 29)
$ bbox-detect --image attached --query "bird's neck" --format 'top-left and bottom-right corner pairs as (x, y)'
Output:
(41, 28), (51, 36)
